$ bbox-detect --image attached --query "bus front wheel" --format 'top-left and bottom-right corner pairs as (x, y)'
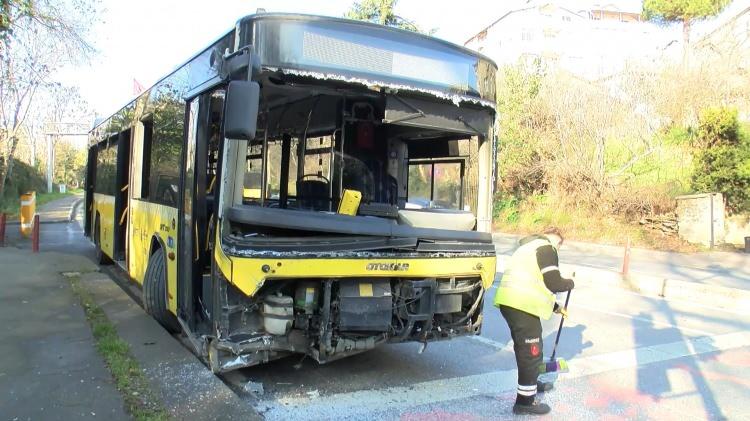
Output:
(143, 247), (180, 333)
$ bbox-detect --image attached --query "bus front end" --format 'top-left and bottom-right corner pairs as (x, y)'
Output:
(204, 14), (497, 372)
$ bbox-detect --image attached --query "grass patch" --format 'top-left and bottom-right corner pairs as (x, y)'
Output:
(0, 191), (78, 219)
(68, 275), (170, 421)
(493, 197), (701, 252)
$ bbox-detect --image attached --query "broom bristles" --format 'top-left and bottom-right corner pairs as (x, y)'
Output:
(538, 358), (569, 374)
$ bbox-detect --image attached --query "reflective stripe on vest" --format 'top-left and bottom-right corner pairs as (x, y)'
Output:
(493, 238), (556, 319)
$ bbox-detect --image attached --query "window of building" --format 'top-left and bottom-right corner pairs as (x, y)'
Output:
(521, 29), (534, 41)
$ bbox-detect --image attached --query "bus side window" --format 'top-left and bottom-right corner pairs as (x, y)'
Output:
(143, 99), (185, 207)
(141, 119), (153, 199)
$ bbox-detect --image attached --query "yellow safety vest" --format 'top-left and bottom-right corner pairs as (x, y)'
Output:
(494, 238), (556, 319)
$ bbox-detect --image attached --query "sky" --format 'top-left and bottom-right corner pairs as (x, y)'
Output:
(58, 0), (645, 119)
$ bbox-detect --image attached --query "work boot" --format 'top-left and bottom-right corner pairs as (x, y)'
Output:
(537, 381), (554, 392)
(513, 400), (552, 415)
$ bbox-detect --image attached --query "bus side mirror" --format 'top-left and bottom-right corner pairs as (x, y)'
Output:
(224, 80), (260, 141)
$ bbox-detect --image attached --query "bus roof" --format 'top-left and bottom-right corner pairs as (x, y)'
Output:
(90, 13), (497, 138)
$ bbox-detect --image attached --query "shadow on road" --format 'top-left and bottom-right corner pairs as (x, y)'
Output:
(634, 311), (725, 419)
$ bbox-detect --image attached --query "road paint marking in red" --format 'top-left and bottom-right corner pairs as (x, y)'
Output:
(676, 363), (750, 388)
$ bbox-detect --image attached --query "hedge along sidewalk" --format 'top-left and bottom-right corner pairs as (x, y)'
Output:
(77, 270), (262, 421)
(67, 273), (170, 421)
(495, 255), (750, 314)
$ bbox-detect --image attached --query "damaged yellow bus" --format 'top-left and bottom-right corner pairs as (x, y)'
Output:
(85, 13), (497, 372)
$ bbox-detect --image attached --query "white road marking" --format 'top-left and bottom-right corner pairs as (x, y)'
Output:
(572, 304), (715, 336)
(256, 330), (750, 420)
(466, 334), (514, 352)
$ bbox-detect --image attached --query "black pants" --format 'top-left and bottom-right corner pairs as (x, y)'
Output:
(500, 305), (543, 404)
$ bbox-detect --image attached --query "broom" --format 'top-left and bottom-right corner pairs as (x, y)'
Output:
(539, 289), (571, 374)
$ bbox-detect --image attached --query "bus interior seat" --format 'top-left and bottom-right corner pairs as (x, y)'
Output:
(296, 176), (329, 210)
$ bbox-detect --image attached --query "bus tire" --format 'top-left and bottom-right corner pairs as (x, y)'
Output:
(94, 216), (112, 265)
(143, 247), (180, 333)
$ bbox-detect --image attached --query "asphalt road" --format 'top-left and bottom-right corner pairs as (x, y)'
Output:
(493, 234), (750, 290)
(15, 212), (750, 420)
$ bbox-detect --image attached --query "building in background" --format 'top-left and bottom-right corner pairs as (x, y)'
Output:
(464, 1), (680, 79)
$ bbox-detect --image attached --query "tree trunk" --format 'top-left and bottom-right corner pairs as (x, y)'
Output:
(682, 17), (691, 68)
(0, 135), (19, 197)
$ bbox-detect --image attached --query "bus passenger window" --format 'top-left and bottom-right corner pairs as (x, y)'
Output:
(143, 99), (185, 207)
(141, 119), (153, 199)
(94, 140), (117, 196)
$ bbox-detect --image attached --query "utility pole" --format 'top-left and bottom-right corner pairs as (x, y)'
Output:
(44, 122), (89, 193)
(47, 133), (54, 193)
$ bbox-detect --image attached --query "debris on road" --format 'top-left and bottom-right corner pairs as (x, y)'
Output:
(244, 380), (265, 396)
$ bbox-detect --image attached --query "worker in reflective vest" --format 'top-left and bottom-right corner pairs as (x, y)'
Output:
(494, 227), (574, 416)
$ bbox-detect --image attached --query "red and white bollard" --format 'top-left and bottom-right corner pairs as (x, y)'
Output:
(32, 214), (40, 253)
(621, 238), (631, 276)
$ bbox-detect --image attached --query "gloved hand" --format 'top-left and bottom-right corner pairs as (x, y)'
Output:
(553, 302), (568, 319)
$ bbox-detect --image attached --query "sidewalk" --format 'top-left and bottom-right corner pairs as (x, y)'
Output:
(81, 270), (262, 420)
(0, 248), (130, 421)
(494, 232), (750, 290)
(38, 192), (84, 223)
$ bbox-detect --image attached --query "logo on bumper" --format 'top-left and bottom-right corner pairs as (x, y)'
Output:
(366, 263), (410, 271)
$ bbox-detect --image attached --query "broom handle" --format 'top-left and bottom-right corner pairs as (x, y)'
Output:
(549, 289), (572, 362)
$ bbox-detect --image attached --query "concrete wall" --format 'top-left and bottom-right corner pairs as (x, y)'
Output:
(725, 214), (750, 248)
(675, 193), (725, 247)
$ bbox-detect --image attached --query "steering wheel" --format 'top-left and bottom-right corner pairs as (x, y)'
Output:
(298, 173), (330, 184)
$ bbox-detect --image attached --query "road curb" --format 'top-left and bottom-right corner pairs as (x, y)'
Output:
(496, 255), (750, 312)
(79, 271), (262, 421)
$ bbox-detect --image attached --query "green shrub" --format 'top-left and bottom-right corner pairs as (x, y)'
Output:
(695, 107), (740, 147)
(0, 159), (46, 202)
(691, 107), (750, 213)
(493, 195), (520, 224)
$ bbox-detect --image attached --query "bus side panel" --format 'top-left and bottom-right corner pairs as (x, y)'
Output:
(93, 193), (116, 258)
(129, 199), (179, 313)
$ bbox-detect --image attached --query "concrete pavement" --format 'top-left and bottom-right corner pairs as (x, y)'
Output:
(80, 270), (262, 420)
(0, 248), (130, 421)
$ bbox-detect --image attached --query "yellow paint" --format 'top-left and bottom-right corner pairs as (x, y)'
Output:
(229, 255), (496, 297)
(128, 199), (179, 313)
(243, 187), (261, 199)
(19, 191), (36, 237)
(93, 193), (116, 258)
(337, 189), (361, 215)
(359, 282), (374, 297)
(214, 228), (233, 280)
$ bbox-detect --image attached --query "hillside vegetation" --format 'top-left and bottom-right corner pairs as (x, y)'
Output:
(493, 55), (750, 249)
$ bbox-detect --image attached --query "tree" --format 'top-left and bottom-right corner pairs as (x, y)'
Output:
(0, 0), (95, 198)
(643, 0), (730, 52)
(691, 107), (750, 213)
(345, 0), (431, 33)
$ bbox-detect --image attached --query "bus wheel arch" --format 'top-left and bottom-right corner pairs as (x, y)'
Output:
(143, 240), (179, 333)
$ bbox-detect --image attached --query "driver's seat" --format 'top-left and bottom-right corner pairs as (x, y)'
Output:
(296, 177), (329, 210)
